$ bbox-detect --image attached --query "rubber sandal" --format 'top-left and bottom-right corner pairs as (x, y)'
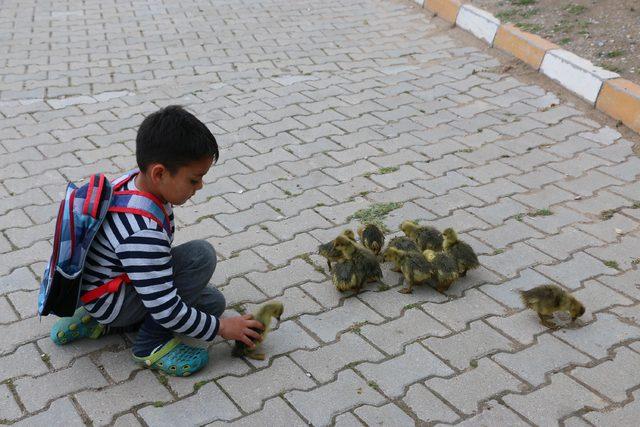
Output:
(132, 338), (209, 377)
(50, 307), (105, 346)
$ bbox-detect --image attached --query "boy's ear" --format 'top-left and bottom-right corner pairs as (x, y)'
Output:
(148, 164), (169, 183)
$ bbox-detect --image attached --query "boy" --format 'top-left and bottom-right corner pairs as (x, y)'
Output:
(50, 105), (263, 376)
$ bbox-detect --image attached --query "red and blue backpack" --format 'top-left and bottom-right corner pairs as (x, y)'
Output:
(38, 170), (172, 317)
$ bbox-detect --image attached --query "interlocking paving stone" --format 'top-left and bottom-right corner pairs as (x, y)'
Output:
(206, 397), (307, 427)
(426, 358), (522, 414)
(422, 289), (509, 331)
(358, 343), (454, 397)
(441, 400), (529, 427)
(359, 308), (450, 355)
(139, 381), (241, 426)
(553, 313), (640, 358)
(11, 397), (84, 427)
(353, 403), (414, 426)
(284, 369), (385, 427)
(424, 320), (516, 370)
(14, 356), (108, 412)
(493, 334), (591, 386)
(290, 332), (385, 383)
(403, 383), (459, 424)
(535, 252), (617, 290)
(0, 383), (22, 421)
(571, 347), (640, 402)
(503, 374), (607, 426)
(583, 389), (640, 426)
(218, 356), (315, 413)
(299, 297), (385, 343)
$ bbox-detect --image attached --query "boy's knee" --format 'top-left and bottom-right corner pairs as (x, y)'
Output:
(190, 240), (217, 274)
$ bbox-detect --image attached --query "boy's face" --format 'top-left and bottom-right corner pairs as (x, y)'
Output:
(155, 157), (214, 205)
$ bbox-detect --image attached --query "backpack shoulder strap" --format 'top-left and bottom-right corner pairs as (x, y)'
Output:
(108, 171), (172, 237)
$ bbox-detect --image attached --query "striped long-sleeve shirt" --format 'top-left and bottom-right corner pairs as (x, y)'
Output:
(80, 178), (219, 341)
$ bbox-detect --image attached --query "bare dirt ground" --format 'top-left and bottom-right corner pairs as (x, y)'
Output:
(468, 0), (640, 82)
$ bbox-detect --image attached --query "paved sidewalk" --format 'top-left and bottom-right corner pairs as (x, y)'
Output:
(1, 0), (640, 425)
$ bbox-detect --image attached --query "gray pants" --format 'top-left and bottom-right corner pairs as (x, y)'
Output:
(109, 239), (226, 328)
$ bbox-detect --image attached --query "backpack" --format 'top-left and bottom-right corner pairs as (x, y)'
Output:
(38, 170), (173, 317)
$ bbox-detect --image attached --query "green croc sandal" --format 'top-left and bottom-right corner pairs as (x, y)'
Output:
(133, 338), (209, 377)
(50, 307), (105, 346)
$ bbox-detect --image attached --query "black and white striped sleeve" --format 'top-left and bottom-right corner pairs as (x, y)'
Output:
(114, 228), (219, 341)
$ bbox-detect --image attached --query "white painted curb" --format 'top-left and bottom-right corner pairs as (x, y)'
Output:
(456, 5), (500, 45)
(540, 49), (619, 105)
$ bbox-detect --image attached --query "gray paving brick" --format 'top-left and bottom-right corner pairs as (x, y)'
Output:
(291, 332), (385, 383)
(424, 320), (515, 370)
(598, 269), (640, 300)
(494, 334), (591, 387)
(584, 389), (640, 425)
(207, 397), (306, 427)
(0, 343), (48, 383)
(140, 381), (241, 425)
(503, 374), (606, 426)
(15, 357), (108, 412)
(481, 242), (553, 278)
(523, 206), (590, 234)
(403, 383), (459, 424)
(486, 310), (548, 346)
(427, 358), (522, 414)
(219, 356), (315, 413)
(12, 398), (84, 427)
(359, 343), (454, 397)
(536, 252), (617, 290)
(285, 369), (385, 427)
(0, 383), (23, 421)
(571, 347), (640, 402)
(472, 219), (543, 249)
(299, 297), (384, 343)
(554, 313), (640, 358)
(360, 308), (450, 355)
(449, 399), (529, 427)
(527, 227), (604, 260)
(216, 249), (269, 282)
(245, 257), (325, 296)
(423, 289), (505, 331)
(354, 403), (414, 427)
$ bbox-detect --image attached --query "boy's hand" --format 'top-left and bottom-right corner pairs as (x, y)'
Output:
(218, 315), (264, 348)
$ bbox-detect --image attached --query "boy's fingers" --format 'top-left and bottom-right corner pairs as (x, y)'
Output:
(242, 314), (254, 320)
(246, 320), (264, 330)
(245, 328), (262, 341)
(239, 335), (255, 348)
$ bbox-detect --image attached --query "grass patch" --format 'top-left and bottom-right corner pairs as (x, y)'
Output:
(40, 353), (50, 363)
(283, 190), (292, 196)
(520, 7), (540, 18)
(378, 166), (399, 174)
(600, 208), (621, 220)
(229, 303), (247, 315)
(368, 380), (380, 391)
(194, 381), (207, 391)
(403, 302), (421, 311)
(515, 22), (542, 32)
(529, 209), (553, 217)
(349, 321), (367, 333)
(565, 4), (587, 14)
(510, 0), (536, 5)
(153, 401), (165, 408)
(559, 37), (572, 45)
(348, 202), (403, 231)
(157, 374), (168, 386)
(377, 283), (390, 292)
(469, 359), (479, 368)
(601, 63), (624, 73)
(496, 8), (519, 20)
(603, 260), (619, 269)
(606, 50), (625, 58)
(493, 249), (505, 255)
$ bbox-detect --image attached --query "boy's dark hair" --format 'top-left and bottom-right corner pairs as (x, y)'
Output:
(136, 105), (219, 173)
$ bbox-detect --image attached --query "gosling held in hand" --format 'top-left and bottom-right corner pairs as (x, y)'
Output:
(232, 301), (284, 360)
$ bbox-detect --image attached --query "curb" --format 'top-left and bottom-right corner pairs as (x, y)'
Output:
(419, 0), (640, 135)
